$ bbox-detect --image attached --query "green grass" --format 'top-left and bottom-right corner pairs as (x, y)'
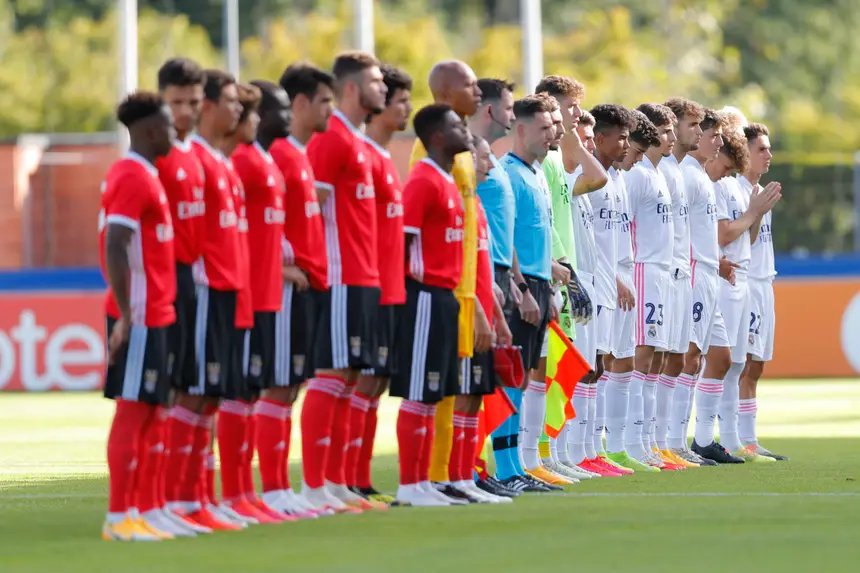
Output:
(2, 380), (860, 573)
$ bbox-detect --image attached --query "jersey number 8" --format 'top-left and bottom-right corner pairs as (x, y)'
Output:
(692, 302), (704, 323)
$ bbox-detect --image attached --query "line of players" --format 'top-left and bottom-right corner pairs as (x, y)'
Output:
(97, 51), (785, 540)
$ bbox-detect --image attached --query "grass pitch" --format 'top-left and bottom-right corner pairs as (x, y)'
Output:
(1, 380), (860, 573)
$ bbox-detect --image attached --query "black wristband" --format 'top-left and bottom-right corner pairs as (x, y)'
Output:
(517, 281), (529, 294)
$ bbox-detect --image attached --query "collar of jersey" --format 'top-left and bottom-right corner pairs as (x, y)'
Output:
(253, 141), (274, 163)
(125, 151), (158, 177)
(420, 158), (455, 183)
(504, 152), (536, 174)
(192, 134), (224, 162)
(287, 135), (307, 154)
(174, 136), (193, 153)
(333, 109), (363, 137)
(363, 135), (391, 158)
(681, 153), (707, 173)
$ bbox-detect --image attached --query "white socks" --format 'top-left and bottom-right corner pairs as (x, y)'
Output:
(668, 373), (696, 449)
(643, 374), (658, 452)
(719, 362), (745, 452)
(568, 383), (590, 464)
(556, 424), (571, 463)
(521, 379), (547, 470)
(655, 374), (676, 450)
(739, 398), (758, 445)
(604, 371), (631, 453)
(693, 377), (723, 446)
(593, 372), (608, 455)
(624, 371), (648, 459)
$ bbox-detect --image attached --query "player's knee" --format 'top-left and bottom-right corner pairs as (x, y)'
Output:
(706, 347), (731, 378)
(747, 360), (765, 382)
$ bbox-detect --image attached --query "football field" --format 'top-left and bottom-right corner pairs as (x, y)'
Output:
(2, 380), (859, 573)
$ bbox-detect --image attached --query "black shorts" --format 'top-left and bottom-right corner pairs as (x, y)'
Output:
(103, 317), (171, 405)
(494, 265), (514, 322)
(459, 349), (495, 396)
(185, 286), (237, 398)
(509, 275), (552, 371)
(389, 279), (460, 403)
(229, 327), (251, 401)
(363, 303), (402, 378)
(314, 284), (380, 371)
(167, 263), (196, 388)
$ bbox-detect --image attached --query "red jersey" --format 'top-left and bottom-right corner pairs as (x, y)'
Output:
(307, 111), (378, 287)
(232, 142), (285, 312)
(225, 158), (254, 329)
(98, 153), (176, 327)
(191, 136), (242, 292)
(475, 197), (494, 317)
(270, 136), (328, 291)
(155, 139), (205, 265)
(365, 137), (405, 305)
(403, 159), (464, 290)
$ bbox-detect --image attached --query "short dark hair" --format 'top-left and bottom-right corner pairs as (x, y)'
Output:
(664, 97), (705, 123)
(332, 51), (380, 81)
(744, 122), (770, 142)
(590, 104), (636, 133)
(157, 58), (205, 91)
(117, 91), (164, 128)
(413, 103), (454, 149)
(513, 95), (554, 122)
(279, 63), (335, 102)
(477, 78), (515, 103)
(534, 92), (560, 113)
(700, 108), (723, 132)
(629, 109), (660, 148)
(534, 75), (585, 100)
(203, 69), (236, 102)
(578, 110), (595, 128)
(636, 103), (677, 128)
(250, 79), (283, 114)
(236, 83), (261, 123)
(721, 131), (750, 173)
(381, 64), (412, 106)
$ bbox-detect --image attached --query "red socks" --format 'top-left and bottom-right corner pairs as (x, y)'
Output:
(184, 408), (215, 507)
(356, 398), (379, 489)
(447, 411), (478, 482)
(107, 400), (155, 514)
(474, 410), (489, 480)
(300, 375), (346, 489)
(418, 404), (437, 483)
(325, 383), (355, 486)
(344, 392), (371, 486)
(254, 398), (290, 493)
(462, 413), (480, 482)
(135, 406), (168, 512)
(242, 407), (258, 501)
(164, 406), (198, 503)
(217, 400), (250, 502)
(396, 400), (427, 485)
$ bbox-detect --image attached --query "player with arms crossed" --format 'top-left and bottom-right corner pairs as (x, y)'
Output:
(342, 64), (413, 506)
(738, 123), (787, 460)
(263, 64), (335, 514)
(302, 52), (388, 512)
(390, 103), (471, 506)
(145, 58), (209, 537)
(100, 92), (177, 541)
(659, 98), (711, 465)
(409, 60), (490, 503)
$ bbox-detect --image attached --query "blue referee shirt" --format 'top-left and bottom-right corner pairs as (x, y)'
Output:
(477, 152), (516, 268)
(501, 152), (552, 281)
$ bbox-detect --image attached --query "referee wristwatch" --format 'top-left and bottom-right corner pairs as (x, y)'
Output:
(517, 281), (529, 294)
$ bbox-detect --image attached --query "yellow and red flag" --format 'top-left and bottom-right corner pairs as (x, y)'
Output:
(544, 320), (592, 438)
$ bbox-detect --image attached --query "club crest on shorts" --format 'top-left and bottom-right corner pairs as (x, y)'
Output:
(207, 362), (221, 385)
(250, 355), (263, 378)
(749, 333), (755, 346)
(427, 372), (441, 392)
(144, 369), (158, 394)
(472, 365), (482, 387)
(350, 336), (362, 358)
(377, 346), (389, 367)
(166, 352), (175, 376)
(648, 325), (657, 338)
(293, 355), (305, 376)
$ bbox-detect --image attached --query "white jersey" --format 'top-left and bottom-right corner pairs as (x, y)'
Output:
(613, 167), (634, 269)
(590, 164), (618, 308)
(567, 167), (597, 276)
(659, 155), (691, 277)
(627, 156), (673, 267)
(716, 176), (751, 272)
(681, 154), (720, 272)
(738, 175), (776, 280)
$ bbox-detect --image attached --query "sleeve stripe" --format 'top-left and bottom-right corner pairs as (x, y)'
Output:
(105, 214), (140, 231)
(314, 181), (335, 192)
(404, 226), (421, 236)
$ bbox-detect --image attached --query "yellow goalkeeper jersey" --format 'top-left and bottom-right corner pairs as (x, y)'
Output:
(409, 140), (477, 358)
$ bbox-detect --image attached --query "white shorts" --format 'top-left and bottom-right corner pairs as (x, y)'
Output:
(596, 306), (615, 355)
(611, 267), (637, 360)
(747, 278), (775, 362)
(574, 273), (597, 369)
(667, 272), (693, 354)
(633, 263), (671, 350)
(690, 262), (729, 354)
(717, 275), (750, 363)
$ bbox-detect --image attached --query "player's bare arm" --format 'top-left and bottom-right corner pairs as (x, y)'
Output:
(473, 302), (495, 352)
(512, 249), (540, 325)
(492, 295), (513, 345)
(570, 128), (609, 196)
(719, 255), (740, 286)
(104, 223), (134, 363)
(718, 182), (781, 247)
(551, 259), (571, 284)
(616, 275), (635, 311)
(282, 264), (310, 291)
(748, 181), (782, 244)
